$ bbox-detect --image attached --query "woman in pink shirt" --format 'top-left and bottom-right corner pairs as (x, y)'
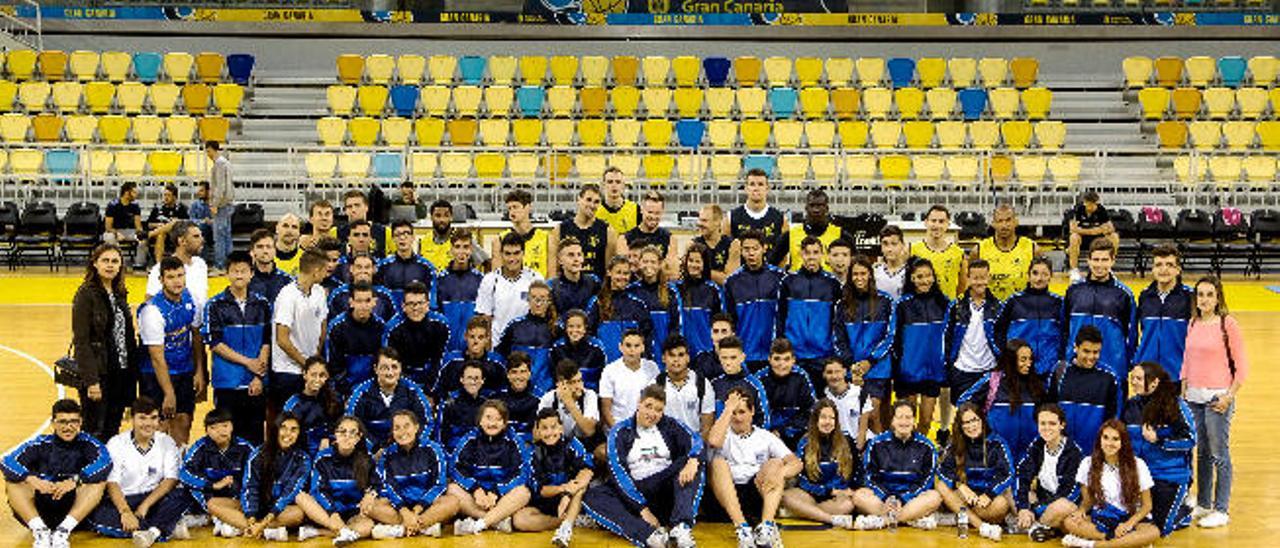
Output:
(1180, 275), (1247, 530)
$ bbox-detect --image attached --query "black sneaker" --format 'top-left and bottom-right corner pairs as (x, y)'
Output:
(1029, 523), (1059, 543)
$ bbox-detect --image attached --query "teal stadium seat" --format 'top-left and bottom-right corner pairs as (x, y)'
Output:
(459, 56), (486, 85)
(372, 152), (403, 180)
(744, 154), (775, 176)
(517, 86), (545, 118)
(704, 57), (731, 87)
(769, 87), (797, 119)
(132, 52), (162, 83)
(887, 57), (916, 88)
(45, 149), (78, 182)
(1218, 56), (1246, 88)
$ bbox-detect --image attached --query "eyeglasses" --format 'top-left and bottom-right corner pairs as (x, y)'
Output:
(53, 419), (82, 426)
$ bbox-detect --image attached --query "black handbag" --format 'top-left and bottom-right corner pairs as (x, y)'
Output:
(54, 344), (82, 388)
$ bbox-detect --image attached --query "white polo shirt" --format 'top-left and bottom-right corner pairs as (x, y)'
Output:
(715, 425), (791, 485)
(538, 389), (601, 441)
(599, 358), (660, 423)
(475, 268), (542, 347)
(662, 372), (715, 435)
(106, 431), (181, 496)
(1075, 456), (1155, 511)
(825, 384), (873, 440)
(271, 281), (328, 375)
(627, 424), (671, 482)
(146, 256), (209, 308)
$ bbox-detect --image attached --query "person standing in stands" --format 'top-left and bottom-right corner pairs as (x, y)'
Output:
(694, 204), (740, 285)
(549, 183), (618, 280)
(786, 189), (842, 272)
(327, 254), (398, 323)
(377, 220), (436, 303)
(104, 182), (147, 268)
(995, 257), (1064, 377)
(777, 236), (842, 382)
(272, 214), (303, 276)
(549, 237), (600, 320)
(496, 190), (549, 278)
(145, 220), (208, 306)
(724, 230), (785, 371)
(477, 232), (544, 348)
(725, 169), (789, 267)
(623, 191), (678, 274)
(144, 184), (188, 261)
(72, 243), (138, 441)
(1133, 245), (1194, 379)
(595, 167), (639, 235)
(88, 398), (188, 548)
(335, 191), (390, 258)
(1064, 238), (1136, 379)
(271, 250), (330, 414)
(436, 229), (484, 354)
(394, 180), (429, 220)
(206, 140), (234, 271)
(911, 205), (965, 300)
(971, 203), (1040, 301)
(247, 229), (292, 305)
(204, 251), (271, 446)
(138, 256), (206, 446)
(190, 182), (213, 264)
(873, 225), (909, 300)
(1065, 191), (1119, 284)
(1050, 326), (1120, 453)
(383, 281), (450, 389)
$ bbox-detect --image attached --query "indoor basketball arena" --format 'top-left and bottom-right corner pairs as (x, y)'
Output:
(0, 1), (1277, 547)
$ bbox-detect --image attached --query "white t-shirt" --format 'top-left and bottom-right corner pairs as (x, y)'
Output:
(955, 299), (996, 373)
(146, 256), (209, 308)
(873, 262), (906, 300)
(627, 424), (672, 482)
(715, 425), (792, 485)
(662, 372), (714, 435)
(271, 281), (328, 375)
(106, 431), (181, 496)
(476, 268), (542, 347)
(1075, 456), (1155, 511)
(138, 293), (202, 347)
(599, 358), (660, 423)
(825, 385), (873, 440)
(1038, 440), (1066, 494)
(538, 389), (601, 440)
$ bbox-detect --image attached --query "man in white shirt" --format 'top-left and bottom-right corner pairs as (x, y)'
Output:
(873, 225), (908, 300)
(145, 221), (208, 307)
(270, 250), (330, 413)
(537, 359), (601, 449)
(476, 232), (543, 347)
(599, 330), (660, 430)
(657, 336), (714, 438)
(941, 259), (999, 448)
(87, 398), (187, 548)
(821, 357), (873, 448)
(706, 387), (801, 548)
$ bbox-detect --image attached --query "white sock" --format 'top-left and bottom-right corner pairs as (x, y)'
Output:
(475, 518), (489, 531)
(58, 516), (79, 531)
(28, 517), (47, 531)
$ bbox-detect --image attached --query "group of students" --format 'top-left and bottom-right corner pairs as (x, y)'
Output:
(22, 171), (1247, 548)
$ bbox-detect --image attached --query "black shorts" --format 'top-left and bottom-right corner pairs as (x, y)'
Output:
(861, 378), (891, 402)
(946, 367), (987, 404)
(13, 492), (75, 529)
(530, 495), (565, 517)
(702, 482), (764, 523)
(894, 380), (941, 399)
(139, 371), (196, 415)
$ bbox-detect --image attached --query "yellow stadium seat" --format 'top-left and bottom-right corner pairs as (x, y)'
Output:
(96, 115), (128, 144)
(1188, 121), (1221, 150)
(903, 120), (934, 149)
(113, 150), (145, 177)
(989, 87), (1020, 119)
(69, 50), (100, 81)
(674, 87), (704, 118)
(520, 55), (548, 85)
(306, 152), (337, 181)
(339, 152), (371, 179)
(414, 117), (445, 147)
(198, 116), (230, 143)
(165, 115), (196, 143)
(1209, 155), (1242, 183)
(838, 120), (868, 148)
(668, 56), (699, 88)
(478, 86), (511, 117)
(605, 118), (638, 148)
(844, 155), (877, 184)
(641, 119), (673, 147)
(989, 155), (1014, 183)
(31, 113), (61, 142)
(707, 119), (737, 149)
(831, 88), (860, 120)
(0, 113), (28, 142)
(676, 155), (707, 186)
(797, 87), (828, 120)
(895, 87), (925, 119)
(213, 83), (244, 115)
(195, 52), (224, 84)
(763, 56), (793, 87)
(608, 56), (638, 87)
(642, 87), (671, 117)
(643, 154), (675, 184)
(1123, 56), (1153, 88)
(512, 119), (543, 147)
(608, 154), (641, 179)
(862, 87), (892, 119)
(978, 58), (1008, 87)
(101, 51), (131, 82)
(777, 155), (809, 186)
(551, 55), (580, 86)
(926, 87), (956, 120)
(826, 58), (854, 87)
(1243, 156), (1277, 183)
(1022, 87), (1052, 120)
(707, 154), (740, 186)
(1223, 121), (1255, 150)
(1138, 87), (1170, 120)
(428, 55), (457, 85)
(1173, 155), (1206, 183)
(346, 116), (377, 146)
(581, 56), (608, 87)
(316, 116), (347, 146)
(0, 80), (15, 112)
(1236, 87), (1267, 119)
(969, 121), (1000, 149)
(38, 50), (68, 82)
(739, 120), (769, 149)
(1010, 57), (1039, 89)
(1184, 56), (1216, 87)
(544, 119), (573, 147)
(1156, 121), (1187, 149)
(183, 151), (209, 177)
(576, 154), (606, 180)
(734, 57), (761, 87)
(6, 50), (37, 81)
(448, 118), (477, 146)
(416, 86), (447, 117)
(149, 83), (180, 115)
(545, 86), (575, 117)
(508, 153), (539, 182)
(851, 58), (882, 88)
(948, 58), (977, 88)
(1171, 87), (1201, 120)
(773, 120), (803, 149)
(8, 149), (39, 175)
(410, 152), (438, 180)
(917, 58), (946, 89)
(703, 87), (732, 118)
(478, 118), (510, 147)
(805, 121), (835, 148)
(489, 56), (517, 85)
(64, 114), (95, 143)
(913, 155), (945, 182)
(79, 81), (114, 115)
(397, 54), (426, 85)
(181, 83), (211, 115)
(1258, 121), (1280, 150)
(163, 52), (194, 83)
(475, 153), (507, 183)
(579, 87), (606, 118)
(1014, 155), (1047, 183)
(880, 155), (911, 182)
(87, 150), (113, 177)
(1002, 120), (1033, 150)
(870, 120), (901, 148)
(936, 120), (967, 148)
(578, 118), (607, 148)
(1249, 55), (1278, 87)
(642, 56), (670, 87)
(736, 87), (766, 118)
(1200, 88), (1235, 119)
(1048, 155), (1081, 184)
(363, 54), (394, 85)
(131, 115), (162, 144)
(148, 151), (182, 179)
(452, 86), (482, 117)
(441, 152), (472, 181)
(18, 81), (49, 112)
(794, 57), (823, 87)
(1155, 56), (1184, 88)
(1035, 121), (1067, 150)
(382, 117), (411, 147)
(50, 81), (81, 114)
(611, 86), (640, 118)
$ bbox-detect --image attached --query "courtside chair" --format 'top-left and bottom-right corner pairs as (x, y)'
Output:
(226, 54), (255, 85)
(458, 56), (486, 85)
(887, 58), (916, 88)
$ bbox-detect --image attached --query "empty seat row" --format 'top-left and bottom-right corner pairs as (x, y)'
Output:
(1124, 55), (1278, 88)
(1138, 86), (1280, 120)
(0, 50), (254, 85)
(0, 148), (209, 178)
(0, 113), (230, 144)
(336, 54), (1038, 89)
(1173, 155), (1280, 184)
(0, 81), (244, 116)
(316, 116), (1066, 150)
(1155, 120), (1280, 150)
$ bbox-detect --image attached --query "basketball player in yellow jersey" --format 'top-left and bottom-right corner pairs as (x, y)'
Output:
(494, 189), (550, 278)
(419, 199), (456, 268)
(970, 204), (1040, 301)
(787, 189), (843, 271)
(272, 213), (303, 276)
(911, 205), (965, 299)
(595, 166), (639, 234)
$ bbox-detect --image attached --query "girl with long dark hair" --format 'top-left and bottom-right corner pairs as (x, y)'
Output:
(72, 243), (138, 440)
(892, 258), (951, 434)
(958, 339), (1047, 463)
(214, 413), (309, 540)
(672, 242), (723, 358)
(1123, 361), (1194, 536)
(587, 256), (652, 363)
(1061, 419), (1161, 548)
(549, 309), (608, 391)
(781, 399), (861, 529)
(934, 403), (1015, 541)
(834, 254), (894, 433)
(283, 357), (345, 454)
(627, 245), (676, 369)
(294, 416), (378, 544)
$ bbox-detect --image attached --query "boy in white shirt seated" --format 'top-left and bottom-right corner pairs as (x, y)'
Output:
(821, 357), (874, 449)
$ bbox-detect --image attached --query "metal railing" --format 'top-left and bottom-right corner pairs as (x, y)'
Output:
(0, 0), (41, 50)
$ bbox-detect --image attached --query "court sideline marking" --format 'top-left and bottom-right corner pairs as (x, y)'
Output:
(0, 343), (66, 454)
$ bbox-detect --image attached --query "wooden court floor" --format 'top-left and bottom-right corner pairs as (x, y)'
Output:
(0, 272), (1278, 547)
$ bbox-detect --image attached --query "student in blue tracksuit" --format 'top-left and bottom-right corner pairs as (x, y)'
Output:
(945, 259), (1002, 404)
(435, 229), (484, 354)
(326, 254), (398, 323)
(550, 310), (609, 391)
(325, 281), (386, 395)
(781, 399), (862, 529)
(511, 409), (595, 546)
(294, 416), (378, 544)
(851, 401), (942, 531)
(958, 339), (1048, 464)
(204, 251), (272, 446)
(1133, 246), (1194, 379)
(1014, 404), (1084, 542)
(1063, 238), (1136, 379)
(367, 410), (460, 539)
(376, 220), (437, 303)
(346, 348), (433, 447)
(693, 313), (735, 381)
(724, 229), (786, 370)
(180, 409), (254, 520)
(1061, 419), (1162, 548)
(628, 246), (677, 370)
(1050, 326), (1120, 454)
(447, 400), (533, 536)
(434, 317), (507, 401)
(216, 413), (309, 539)
(587, 256), (653, 363)
(834, 254), (895, 433)
(582, 385), (703, 548)
(1122, 362), (1194, 537)
(498, 352), (542, 440)
(436, 361), (487, 451)
(934, 403), (1016, 542)
(549, 236), (601, 325)
(708, 336), (771, 428)
(995, 257), (1064, 377)
(673, 242), (724, 358)
(755, 338), (817, 449)
(892, 258), (952, 435)
(283, 357), (345, 455)
(497, 281), (558, 396)
(382, 281), (451, 389)
(777, 236), (842, 382)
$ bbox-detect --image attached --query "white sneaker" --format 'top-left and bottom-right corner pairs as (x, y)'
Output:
(830, 515), (854, 530)
(131, 527), (161, 548)
(753, 522), (782, 548)
(645, 527), (668, 548)
(668, 523), (696, 548)
(423, 523), (442, 537)
(909, 514), (937, 530)
(550, 522), (573, 547)
(980, 522), (1003, 541)
(734, 524), (754, 548)
(170, 521), (191, 540)
(49, 528), (70, 548)
(1190, 506), (1214, 521)
(297, 525), (322, 542)
(1060, 534), (1095, 547)
(371, 524), (404, 539)
(1069, 270), (1084, 284)
(854, 515), (885, 530)
(32, 527), (51, 548)
(180, 514), (210, 528)
(574, 514), (598, 529)
(262, 526), (289, 542)
(453, 518), (481, 536)
(1198, 511), (1230, 528)
(332, 527), (360, 546)
(494, 516), (513, 533)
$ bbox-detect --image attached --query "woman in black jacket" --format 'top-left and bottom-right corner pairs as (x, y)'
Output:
(71, 243), (138, 440)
